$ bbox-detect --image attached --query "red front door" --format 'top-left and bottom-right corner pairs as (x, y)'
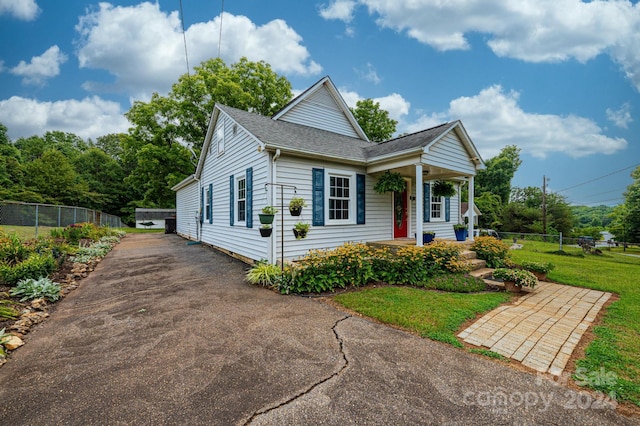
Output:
(393, 189), (408, 238)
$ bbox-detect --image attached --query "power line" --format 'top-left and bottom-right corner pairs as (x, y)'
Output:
(179, 0), (190, 76)
(217, 0), (225, 58)
(556, 163), (639, 193)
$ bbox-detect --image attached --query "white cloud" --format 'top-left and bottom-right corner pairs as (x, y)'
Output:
(606, 103), (633, 129)
(339, 88), (410, 123)
(75, 3), (321, 101)
(0, 0), (40, 21)
(0, 96), (129, 141)
(9, 45), (67, 85)
(320, 0), (357, 22)
(406, 85), (627, 159)
(321, 0), (640, 91)
(356, 63), (381, 84)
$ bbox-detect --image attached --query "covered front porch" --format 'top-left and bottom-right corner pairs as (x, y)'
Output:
(365, 120), (484, 247)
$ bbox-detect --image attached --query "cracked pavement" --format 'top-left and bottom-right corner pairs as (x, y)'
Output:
(0, 234), (637, 425)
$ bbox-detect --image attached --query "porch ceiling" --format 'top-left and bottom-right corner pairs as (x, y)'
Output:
(370, 163), (468, 181)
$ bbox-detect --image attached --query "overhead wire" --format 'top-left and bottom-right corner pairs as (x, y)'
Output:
(555, 163), (639, 193)
(179, 0), (190, 76)
(218, 0), (224, 58)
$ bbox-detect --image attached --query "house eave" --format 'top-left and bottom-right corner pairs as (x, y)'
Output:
(263, 144), (365, 166)
(171, 174), (197, 191)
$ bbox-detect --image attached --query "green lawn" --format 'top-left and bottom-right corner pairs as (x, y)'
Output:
(510, 241), (640, 405)
(0, 225), (161, 239)
(333, 240), (640, 406)
(335, 286), (511, 347)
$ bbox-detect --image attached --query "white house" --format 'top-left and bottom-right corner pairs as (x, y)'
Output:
(172, 76), (484, 264)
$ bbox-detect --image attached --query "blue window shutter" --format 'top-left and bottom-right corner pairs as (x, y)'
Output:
(200, 186), (204, 223)
(356, 174), (365, 224)
(312, 168), (324, 226)
(208, 183), (213, 224)
(246, 167), (253, 228)
(229, 175), (234, 226)
(445, 196), (451, 222)
(423, 183), (430, 222)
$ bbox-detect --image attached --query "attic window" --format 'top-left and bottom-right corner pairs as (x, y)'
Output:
(217, 127), (225, 155)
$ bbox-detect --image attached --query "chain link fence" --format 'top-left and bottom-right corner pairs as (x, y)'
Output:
(0, 201), (124, 238)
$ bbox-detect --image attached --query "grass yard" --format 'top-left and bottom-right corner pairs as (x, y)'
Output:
(333, 240), (640, 406)
(0, 225), (161, 239)
(510, 241), (640, 405)
(335, 286), (511, 347)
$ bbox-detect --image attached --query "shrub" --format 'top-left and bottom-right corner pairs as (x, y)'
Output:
(10, 277), (61, 302)
(0, 300), (20, 320)
(0, 253), (56, 286)
(426, 274), (487, 293)
(471, 236), (511, 268)
(372, 246), (436, 286)
(0, 232), (29, 266)
(246, 260), (282, 288)
(493, 268), (537, 288)
(289, 243), (375, 293)
(422, 241), (470, 274)
(520, 260), (555, 274)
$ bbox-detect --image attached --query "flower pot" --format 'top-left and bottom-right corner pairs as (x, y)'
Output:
(454, 229), (466, 241)
(259, 228), (272, 237)
(259, 213), (274, 225)
(422, 233), (435, 244)
(293, 229), (307, 239)
(289, 206), (302, 217)
(504, 280), (522, 293)
(531, 271), (546, 281)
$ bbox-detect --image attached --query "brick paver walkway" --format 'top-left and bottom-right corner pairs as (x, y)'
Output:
(458, 282), (611, 375)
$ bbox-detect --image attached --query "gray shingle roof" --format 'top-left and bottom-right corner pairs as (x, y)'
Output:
(218, 104), (452, 164)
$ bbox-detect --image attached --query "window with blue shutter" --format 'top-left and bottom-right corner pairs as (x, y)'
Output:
(423, 182), (430, 222)
(312, 168), (324, 226)
(246, 167), (253, 228)
(356, 174), (365, 224)
(208, 183), (213, 224)
(229, 175), (234, 226)
(445, 197), (451, 222)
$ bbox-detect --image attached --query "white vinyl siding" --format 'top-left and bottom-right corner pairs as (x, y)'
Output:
(197, 112), (271, 262)
(175, 180), (199, 241)
(277, 86), (359, 138)
(423, 132), (476, 176)
(274, 156), (390, 261)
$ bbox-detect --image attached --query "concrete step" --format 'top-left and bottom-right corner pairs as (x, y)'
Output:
(483, 278), (504, 288)
(470, 267), (494, 279)
(460, 250), (477, 260)
(466, 258), (486, 271)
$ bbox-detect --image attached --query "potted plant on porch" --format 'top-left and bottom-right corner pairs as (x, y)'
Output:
(259, 206), (278, 225)
(292, 222), (310, 239)
(453, 223), (467, 241)
(373, 171), (406, 194)
(289, 197), (306, 216)
(432, 180), (456, 198)
(422, 230), (436, 244)
(259, 224), (272, 237)
(520, 261), (554, 281)
(493, 268), (537, 293)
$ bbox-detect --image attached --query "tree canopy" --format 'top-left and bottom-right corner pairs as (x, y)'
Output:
(349, 98), (397, 142)
(475, 145), (522, 205)
(609, 166), (640, 243)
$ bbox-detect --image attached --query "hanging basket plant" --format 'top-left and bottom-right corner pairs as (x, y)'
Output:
(432, 180), (456, 198)
(373, 171), (406, 194)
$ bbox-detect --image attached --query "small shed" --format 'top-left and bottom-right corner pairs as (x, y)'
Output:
(135, 208), (176, 230)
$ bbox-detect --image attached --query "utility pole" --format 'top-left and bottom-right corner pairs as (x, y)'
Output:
(542, 175), (548, 239)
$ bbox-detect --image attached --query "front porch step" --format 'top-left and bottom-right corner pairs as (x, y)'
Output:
(470, 267), (494, 279)
(461, 250), (477, 260)
(466, 258), (486, 272)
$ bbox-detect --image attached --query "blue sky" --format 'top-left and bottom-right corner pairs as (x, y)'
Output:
(1, 0), (638, 207)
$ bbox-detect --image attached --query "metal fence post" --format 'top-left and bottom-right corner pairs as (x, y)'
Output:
(559, 232), (563, 251)
(35, 204), (39, 238)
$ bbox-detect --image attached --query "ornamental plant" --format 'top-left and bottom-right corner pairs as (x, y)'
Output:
(261, 206), (278, 214)
(373, 171), (406, 193)
(471, 236), (511, 268)
(10, 277), (62, 302)
(493, 268), (537, 288)
(520, 260), (555, 274)
(246, 260), (282, 288)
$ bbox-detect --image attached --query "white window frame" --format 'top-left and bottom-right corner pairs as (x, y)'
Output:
(430, 183), (444, 222)
(325, 169), (356, 225)
(216, 126), (225, 155)
(205, 186), (211, 222)
(236, 175), (246, 223)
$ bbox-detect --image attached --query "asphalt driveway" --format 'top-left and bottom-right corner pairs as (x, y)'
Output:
(0, 234), (636, 425)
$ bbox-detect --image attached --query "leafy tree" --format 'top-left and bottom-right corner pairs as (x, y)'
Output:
(476, 145), (522, 205)
(502, 186), (573, 236)
(23, 149), (89, 205)
(126, 57), (293, 152)
(94, 133), (126, 161)
(474, 192), (503, 228)
(349, 98), (397, 142)
(611, 166), (640, 243)
(74, 148), (126, 213)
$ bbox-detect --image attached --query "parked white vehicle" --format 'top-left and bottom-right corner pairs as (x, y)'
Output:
(472, 229), (501, 239)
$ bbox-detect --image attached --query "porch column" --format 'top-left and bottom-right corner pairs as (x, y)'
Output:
(416, 164), (423, 247)
(468, 175), (475, 242)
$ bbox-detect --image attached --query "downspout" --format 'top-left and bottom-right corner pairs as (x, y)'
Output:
(270, 149), (281, 264)
(195, 175), (201, 242)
